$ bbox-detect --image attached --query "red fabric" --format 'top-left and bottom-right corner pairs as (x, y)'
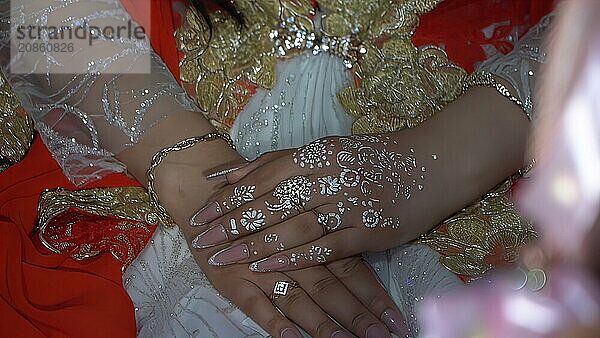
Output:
(413, 0), (557, 72)
(41, 208), (155, 266)
(0, 137), (145, 337)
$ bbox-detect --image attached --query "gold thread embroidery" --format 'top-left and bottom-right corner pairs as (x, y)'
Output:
(418, 174), (537, 278)
(176, 1), (315, 128)
(0, 71), (34, 172)
(340, 43), (466, 134)
(37, 187), (159, 265)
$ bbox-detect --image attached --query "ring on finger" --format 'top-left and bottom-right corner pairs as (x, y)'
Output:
(271, 280), (301, 302)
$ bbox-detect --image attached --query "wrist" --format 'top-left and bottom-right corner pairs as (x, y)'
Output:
(153, 138), (242, 224)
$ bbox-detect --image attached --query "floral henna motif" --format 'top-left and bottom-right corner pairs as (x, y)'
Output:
(317, 176), (341, 195)
(222, 185), (256, 211)
(295, 135), (427, 230)
(240, 208), (266, 231)
(266, 176), (313, 218)
(317, 212), (343, 232)
(229, 185), (256, 208)
(292, 139), (333, 169)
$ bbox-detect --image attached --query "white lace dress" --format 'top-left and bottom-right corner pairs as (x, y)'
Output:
(0, 1), (553, 337)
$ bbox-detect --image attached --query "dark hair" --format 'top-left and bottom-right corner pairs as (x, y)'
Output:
(186, 0), (244, 27)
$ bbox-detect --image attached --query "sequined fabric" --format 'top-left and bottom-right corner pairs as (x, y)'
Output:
(0, 71), (33, 172)
(37, 187), (158, 265)
(418, 174), (537, 281)
(0, 0), (198, 186)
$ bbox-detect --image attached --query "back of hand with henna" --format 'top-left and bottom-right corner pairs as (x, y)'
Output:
(189, 134), (436, 272)
(188, 83), (529, 274)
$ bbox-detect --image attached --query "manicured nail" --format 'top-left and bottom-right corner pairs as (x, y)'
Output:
(249, 254), (290, 272)
(366, 324), (391, 338)
(281, 327), (302, 338)
(331, 330), (353, 338)
(208, 244), (249, 266)
(190, 202), (222, 226)
(381, 308), (408, 337)
(191, 225), (228, 249)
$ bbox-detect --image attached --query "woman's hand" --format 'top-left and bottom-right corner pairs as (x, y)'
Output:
(126, 120), (407, 338)
(199, 253), (407, 338)
(189, 85), (531, 273)
(189, 134), (427, 272)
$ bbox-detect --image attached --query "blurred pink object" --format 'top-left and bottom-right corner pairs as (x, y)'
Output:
(517, 0), (600, 259)
(419, 267), (600, 338)
(420, 2), (600, 336)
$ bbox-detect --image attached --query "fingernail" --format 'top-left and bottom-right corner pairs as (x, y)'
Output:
(366, 324), (391, 338)
(281, 328), (302, 338)
(381, 308), (408, 337)
(331, 330), (353, 338)
(249, 254), (290, 272)
(190, 202), (222, 226)
(192, 225), (228, 249)
(208, 244), (249, 266)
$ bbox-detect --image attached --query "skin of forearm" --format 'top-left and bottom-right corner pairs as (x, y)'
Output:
(117, 111), (244, 261)
(379, 86), (530, 248)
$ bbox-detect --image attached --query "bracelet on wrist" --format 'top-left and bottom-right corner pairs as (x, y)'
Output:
(147, 132), (235, 227)
(463, 71), (530, 120)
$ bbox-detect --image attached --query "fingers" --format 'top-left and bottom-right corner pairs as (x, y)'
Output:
(206, 211), (327, 266)
(233, 279), (303, 338)
(191, 179), (330, 248)
(190, 155), (311, 227)
(249, 230), (362, 272)
(286, 265), (392, 338)
(257, 274), (352, 338)
(327, 257), (409, 337)
(203, 204), (347, 265)
(225, 150), (294, 184)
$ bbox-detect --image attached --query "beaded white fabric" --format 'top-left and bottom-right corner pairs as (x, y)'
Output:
(0, 0), (198, 186)
(231, 52), (355, 161)
(479, 13), (555, 119)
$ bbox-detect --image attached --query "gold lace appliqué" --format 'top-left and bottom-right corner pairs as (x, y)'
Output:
(0, 71), (34, 172)
(418, 174), (537, 279)
(176, 0), (315, 129)
(37, 187), (160, 265)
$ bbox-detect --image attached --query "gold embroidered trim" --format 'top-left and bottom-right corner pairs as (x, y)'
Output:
(176, 0), (315, 128)
(340, 43), (466, 134)
(176, 0), (444, 130)
(418, 173), (537, 278)
(37, 187), (162, 230)
(0, 71), (34, 172)
(37, 187), (160, 263)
